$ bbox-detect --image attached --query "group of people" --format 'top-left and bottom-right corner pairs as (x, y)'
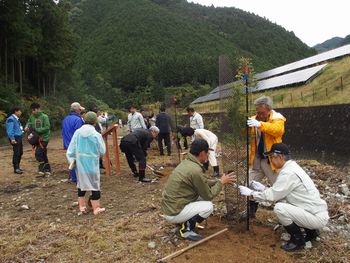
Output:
(160, 95), (329, 252)
(5, 103), (51, 176)
(5, 95), (329, 251)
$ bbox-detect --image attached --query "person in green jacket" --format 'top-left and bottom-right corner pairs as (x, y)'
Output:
(25, 103), (51, 176)
(161, 139), (235, 241)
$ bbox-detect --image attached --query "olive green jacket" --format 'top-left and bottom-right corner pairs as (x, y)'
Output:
(161, 153), (223, 216)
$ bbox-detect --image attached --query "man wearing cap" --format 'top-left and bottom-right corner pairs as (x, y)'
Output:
(238, 143), (329, 252)
(243, 95), (286, 219)
(66, 111), (106, 215)
(62, 102), (85, 183)
(120, 126), (159, 182)
(161, 139), (235, 241)
(127, 105), (147, 132)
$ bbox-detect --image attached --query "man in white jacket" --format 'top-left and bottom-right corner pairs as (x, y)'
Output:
(187, 107), (204, 130)
(239, 143), (329, 252)
(188, 128), (219, 177)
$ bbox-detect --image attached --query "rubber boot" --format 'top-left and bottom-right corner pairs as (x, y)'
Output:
(239, 200), (259, 221)
(178, 215), (203, 241)
(304, 228), (319, 242)
(90, 199), (106, 215)
(212, 166), (219, 177)
(138, 169), (151, 183)
(131, 169), (139, 178)
(78, 197), (87, 213)
(283, 223), (305, 252)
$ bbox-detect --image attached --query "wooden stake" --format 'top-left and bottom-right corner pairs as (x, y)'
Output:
(157, 228), (228, 262)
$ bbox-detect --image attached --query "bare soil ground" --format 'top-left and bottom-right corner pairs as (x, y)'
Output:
(0, 136), (349, 263)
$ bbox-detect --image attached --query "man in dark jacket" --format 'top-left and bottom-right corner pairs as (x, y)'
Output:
(62, 102), (85, 182)
(155, 105), (172, 156)
(120, 126), (159, 182)
(5, 106), (24, 174)
(24, 103), (51, 176)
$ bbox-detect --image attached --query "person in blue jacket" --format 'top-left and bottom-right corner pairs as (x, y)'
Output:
(62, 102), (85, 183)
(5, 106), (24, 174)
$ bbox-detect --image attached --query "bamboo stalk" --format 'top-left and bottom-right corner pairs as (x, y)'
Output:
(158, 228), (228, 262)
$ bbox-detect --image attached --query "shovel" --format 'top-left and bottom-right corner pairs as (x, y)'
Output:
(146, 164), (166, 177)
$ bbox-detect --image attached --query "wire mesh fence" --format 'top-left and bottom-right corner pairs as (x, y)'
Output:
(218, 55), (254, 228)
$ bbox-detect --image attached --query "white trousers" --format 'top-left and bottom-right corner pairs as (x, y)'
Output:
(274, 202), (329, 229)
(208, 138), (218, 167)
(249, 157), (277, 185)
(164, 201), (213, 224)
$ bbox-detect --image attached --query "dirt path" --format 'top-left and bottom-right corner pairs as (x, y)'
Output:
(0, 136), (348, 262)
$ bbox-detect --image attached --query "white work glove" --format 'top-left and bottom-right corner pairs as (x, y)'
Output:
(238, 186), (253, 196)
(247, 118), (261, 128)
(251, 180), (266, 191)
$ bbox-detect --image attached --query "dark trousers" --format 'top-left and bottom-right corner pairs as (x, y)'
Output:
(120, 141), (146, 172)
(35, 141), (51, 172)
(11, 137), (23, 171)
(158, 133), (171, 155)
(78, 188), (101, 200)
(176, 135), (188, 150)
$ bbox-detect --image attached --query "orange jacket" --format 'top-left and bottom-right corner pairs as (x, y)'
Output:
(249, 110), (286, 171)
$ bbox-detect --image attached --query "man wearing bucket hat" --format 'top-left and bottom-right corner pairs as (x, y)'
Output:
(238, 143), (329, 252)
(66, 111), (106, 215)
(62, 102), (85, 183)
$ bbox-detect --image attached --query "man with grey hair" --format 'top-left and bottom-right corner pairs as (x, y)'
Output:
(239, 143), (329, 252)
(242, 95), (286, 220)
(120, 126), (159, 182)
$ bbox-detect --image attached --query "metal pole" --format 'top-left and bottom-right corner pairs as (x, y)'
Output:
(173, 96), (181, 164)
(245, 67), (250, 231)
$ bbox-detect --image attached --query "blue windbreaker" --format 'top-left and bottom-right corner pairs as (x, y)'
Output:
(62, 112), (84, 149)
(6, 114), (24, 140)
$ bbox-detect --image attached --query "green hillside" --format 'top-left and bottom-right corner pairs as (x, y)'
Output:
(71, 0), (315, 100)
(314, 35), (350, 53)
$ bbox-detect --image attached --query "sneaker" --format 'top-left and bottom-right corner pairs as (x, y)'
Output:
(36, 171), (45, 177)
(14, 169), (23, 175)
(44, 171), (52, 176)
(18, 168), (24, 172)
(139, 177), (152, 183)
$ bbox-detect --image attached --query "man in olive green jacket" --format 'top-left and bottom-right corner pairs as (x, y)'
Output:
(161, 139), (235, 241)
(25, 103), (51, 176)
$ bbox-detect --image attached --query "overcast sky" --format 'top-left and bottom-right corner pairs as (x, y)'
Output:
(187, 0), (350, 47)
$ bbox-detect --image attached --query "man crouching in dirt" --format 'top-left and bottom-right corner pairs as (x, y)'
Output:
(161, 139), (235, 241)
(119, 126), (159, 183)
(239, 143), (329, 252)
(66, 112), (106, 215)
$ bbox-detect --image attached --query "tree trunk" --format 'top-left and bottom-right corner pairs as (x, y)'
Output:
(5, 38), (8, 88)
(37, 61), (40, 96)
(11, 56), (15, 85)
(42, 76), (46, 97)
(53, 71), (57, 96)
(19, 58), (23, 94)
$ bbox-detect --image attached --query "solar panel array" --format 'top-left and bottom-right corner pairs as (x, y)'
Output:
(256, 44), (350, 80)
(254, 64), (327, 91)
(191, 45), (350, 105)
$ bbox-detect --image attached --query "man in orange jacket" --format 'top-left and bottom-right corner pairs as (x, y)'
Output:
(242, 95), (286, 220)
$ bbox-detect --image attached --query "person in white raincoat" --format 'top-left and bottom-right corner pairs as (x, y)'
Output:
(66, 111), (106, 215)
(187, 128), (219, 177)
